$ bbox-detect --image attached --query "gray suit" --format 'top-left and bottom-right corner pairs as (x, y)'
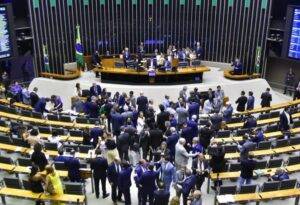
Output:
(175, 143), (197, 168)
(176, 107), (189, 125)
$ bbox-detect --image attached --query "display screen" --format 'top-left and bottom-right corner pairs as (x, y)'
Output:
(0, 5), (14, 59)
(288, 8), (300, 59)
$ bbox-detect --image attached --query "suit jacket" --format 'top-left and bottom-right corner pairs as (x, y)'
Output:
(209, 146), (226, 173)
(149, 128), (163, 149)
(118, 167), (132, 191)
(89, 85), (102, 96)
(111, 112), (124, 133)
(154, 189), (170, 205)
(181, 175), (197, 196)
(210, 114), (223, 131)
(176, 107), (189, 125)
(175, 143), (195, 166)
(199, 127), (213, 149)
(156, 111), (170, 132)
(160, 161), (176, 184)
(192, 159), (209, 175)
(166, 133), (179, 157)
(247, 96), (255, 110)
(117, 132), (130, 152)
(34, 98), (48, 113)
(181, 126), (193, 145)
(261, 92), (272, 107)
(223, 105), (233, 122)
(240, 158), (256, 179)
(136, 96), (148, 112)
(65, 157), (81, 181)
(187, 119), (198, 138)
(279, 111), (293, 131)
(243, 117), (257, 129)
(107, 162), (121, 184)
(91, 156), (108, 179)
(90, 127), (103, 147)
(188, 102), (200, 118)
(30, 92), (39, 107)
(140, 170), (160, 193)
(236, 96), (248, 112)
(86, 101), (99, 118)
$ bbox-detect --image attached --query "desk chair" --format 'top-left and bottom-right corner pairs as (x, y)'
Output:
(261, 181), (280, 192)
(0, 156), (13, 165)
(290, 136), (300, 146)
(257, 141), (271, 150)
(12, 138), (30, 148)
(3, 177), (22, 189)
(0, 104), (8, 112)
(217, 130), (231, 138)
(219, 185), (237, 195)
(7, 107), (17, 114)
(69, 130), (83, 137)
(287, 156), (300, 166)
(239, 184), (257, 194)
(255, 160), (268, 169)
(0, 135), (11, 144)
(52, 128), (65, 136)
(270, 111), (280, 118)
(54, 162), (67, 171)
(22, 180), (31, 190)
(0, 120), (6, 127)
(60, 115), (72, 122)
(268, 159), (283, 168)
(38, 126), (51, 134)
(45, 142), (58, 151)
(293, 120), (300, 128)
(275, 139), (289, 148)
(32, 111), (43, 119)
(78, 145), (93, 153)
(230, 117), (243, 124)
(265, 124), (279, 133)
(224, 145), (238, 153)
(17, 157), (32, 167)
(47, 114), (59, 121)
(76, 117), (88, 124)
(64, 182), (85, 195)
(21, 110), (31, 117)
(258, 113), (270, 120)
(280, 179), (297, 190)
(229, 163), (241, 172)
(236, 128), (249, 136)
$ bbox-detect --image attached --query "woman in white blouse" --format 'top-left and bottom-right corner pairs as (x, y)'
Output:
(137, 111), (145, 134)
(74, 83), (82, 97)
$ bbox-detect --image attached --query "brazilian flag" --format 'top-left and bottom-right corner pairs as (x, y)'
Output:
(75, 25), (84, 68)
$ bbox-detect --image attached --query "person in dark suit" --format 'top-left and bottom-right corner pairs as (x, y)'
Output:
(153, 181), (170, 205)
(260, 88), (272, 108)
(181, 122), (193, 149)
(85, 96), (99, 118)
(235, 91), (248, 112)
(279, 107), (293, 131)
(139, 163), (160, 205)
(156, 104), (170, 132)
(270, 168), (289, 181)
(231, 58), (243, 75)
(208, 142), (226, 190)
(90, 83), (102, 97)
(34, 97), (50, 114)
(30, 87), (39, 108)
(192, 154), (209, 190)
(31, 143), (48, 171)
(91, 149), (109, 199)
(179, 169), (197, 205)
(195, 42), (203, 60)
(243, 114), (257, 129)
(166, 127), (180, 161)
(187, 115), (198, 139)
(134, 159), (148, 205)
(210, 112), (223, 132)
(118, 161), (132, 205)
(64, 149), (81, 182)
(117, 127), (130, 161)
(237, 154), (256, 190)
(199, 123), (213, 150)
(136, 92), (148, 113)
(247, 91), (255, 110)
(93, 50), (100, 65)
(137, 42), (145, 61)
(107, 157), (122, 204)
(111, 109), (125, 136)
(90, 122), (103, 148)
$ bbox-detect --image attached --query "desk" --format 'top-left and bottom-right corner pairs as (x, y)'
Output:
(95, 66), (210, 84)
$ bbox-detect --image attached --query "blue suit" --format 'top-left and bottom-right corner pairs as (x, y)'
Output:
(196, 46), (203, 59)
(233, 61), (243, 75)
(64, 157), (81, 182)
(181, 175), (197, 205)
(90, 156), (108, 198)
(272, 172), (289, 181)
(140, 170), (160, 205)
(166, 133), (179, 159)
(90, 127), (103, 148)
(86, 101), (99, 118)
(34, 98), (48, 113)
(170, 118), (178, 128)
(247, 96), (255, 110)
(159, 162), (176, 192)
(223, 105), (233, 122)
(134, 165), (147, 204)
(154, 189), (170, 205)
(118, 167), (132, 205)
(111, 112), (124, 135)
(90, 85), (102, 96)
(107, 162), (122, 202)
(187, 119), (198, 139)
(243, 117), (257, 129)
(188, 102), (200, 118)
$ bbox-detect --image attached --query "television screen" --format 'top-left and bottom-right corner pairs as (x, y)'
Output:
(0, 4), (16, 59)
(288, 8), (300, 59)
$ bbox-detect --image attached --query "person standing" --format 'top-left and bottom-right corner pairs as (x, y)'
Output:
(179, 169), (197, 205)
(30, 87), (39, 108)
(45, 165), (64, 205)
(153, 181), (170, 205)
(64, 150), (81, 182)
(175, 138), (198, 169)
(159, 156), (176, 192)
(107, 157), (122, 205)
(261, 88), (272, 108)
(117, 127), (130, 161)
(136, 92), (148, 113)
(246, 91), (255, 110)
(192, 154), (209, 190)
(237, 155), (256, 190)
(134, 159), (148, 205)
(279, 107), (293, 132)
(235, 91), (248, 112)
(90, 149), (109, 199)
(284, 68), (295, 95)
(118, 161), (132, 205)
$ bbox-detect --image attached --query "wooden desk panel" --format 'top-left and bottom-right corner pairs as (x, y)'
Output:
(0, 188), (42, 200)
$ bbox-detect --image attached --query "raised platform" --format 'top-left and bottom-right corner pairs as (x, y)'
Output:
(224, 69), (260, 80)
(29, 67), (291, 110)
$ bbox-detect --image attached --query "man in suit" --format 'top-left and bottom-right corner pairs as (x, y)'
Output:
(222, 101), (233, 123)
(85, 96), (99, 118)
(270, 168), (289, 181)
(136, 92), (148, 113)
(235, 91), (248, 112)
(64, 149), (81, 182)
(107, 157), (122, 205)
(166, 127), (180, 161)
(110, 109), (124, 136)
(153, 181), (170, 205)
(238, 135), (256, 161)
(192, 153), (209, 190)
(188, 101), (200, 119)
(90, 122), (103, 148)
(176, 102), (189, 127)
(139, 163), (160, 205)
(117, 127), (130, 161)
(159, 155), (176, 192)
(149, 125), (163, 159)
(279, 107), (293, 131)
(118, 161), (132, 205)
(243, 114), (257, 129)
(261, 88), (272, 108)
(156, 104), (170, 132)
(175, 138), (198, 168)
(210, 112), (223, 132)
(91, 149), (109, 199)
(190, 190), (202, 205)
(179, 169), (197, 205)
(199, 123), (213, 150)
(237, 155), (256, 190)
(195, 42), (203, 60)
(134, 159), (148, 205)
(90, 83), (102, 97)
(247, 91), (255, 110)
(231, 58), (243, 75)
(30, 87), (39, 108)
(181, 122), (193, 149)
(34, 97), (50, 114)
(137, 42), (145, 61)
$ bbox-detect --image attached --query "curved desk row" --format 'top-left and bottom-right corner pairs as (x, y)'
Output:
(224, 69), (260, 80)
(40, 69), (81, 80)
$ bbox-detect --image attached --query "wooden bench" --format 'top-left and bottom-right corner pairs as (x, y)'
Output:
(223, 69), (260, 80)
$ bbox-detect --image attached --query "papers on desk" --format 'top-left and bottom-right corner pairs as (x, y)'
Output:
(217, 194), (235, 203)
(254, 169), (264, 176)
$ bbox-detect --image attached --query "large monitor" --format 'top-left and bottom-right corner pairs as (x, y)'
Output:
(288, 8), (300, 59)
(0, 4), (17, 60)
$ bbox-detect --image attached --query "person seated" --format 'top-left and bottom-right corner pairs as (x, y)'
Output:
(163, 59), (172, 71)
(48, 131), (62, 149)
(251, 128), (264, 145)
(137, 42), (145, 60)
(50, 95), (63, 112)
(157, 53), (165, 68)
(178, 49), (187, 61)
(243, 114), (257, 129)
(22, 86), (31, 105)
(54, 149), (69, 162)
(269, 168), (289, 181)
(231, 58), (243, 75)
(34, 97), (50, 114)
(10, 81), (22, 102)
(123, 47), (130, 67)
(90, 82), (102, 97)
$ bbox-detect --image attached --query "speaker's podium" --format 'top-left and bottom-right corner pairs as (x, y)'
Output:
(148, 70), (156, 84)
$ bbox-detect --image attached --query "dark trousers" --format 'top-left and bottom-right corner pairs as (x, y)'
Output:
(195, 174), (206, 190)
(182, 194), (189, 205)
(122, 188), (131, 205)
(94, 177), (107, 198)
(111, 183), (121, 202)
(142, 192), (154, 205)
(119, 149), (129, 161)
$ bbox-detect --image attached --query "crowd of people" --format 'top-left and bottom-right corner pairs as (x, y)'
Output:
(1, 79), (297, 205)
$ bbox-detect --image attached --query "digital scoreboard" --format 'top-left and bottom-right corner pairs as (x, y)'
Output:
(288, 8), (300, 59)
